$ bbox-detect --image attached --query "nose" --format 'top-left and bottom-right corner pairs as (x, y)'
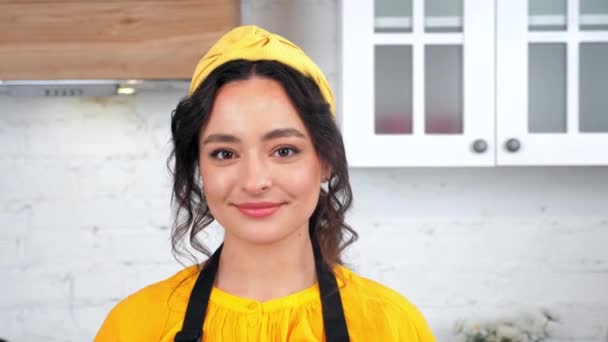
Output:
(240, 153), (272, 195)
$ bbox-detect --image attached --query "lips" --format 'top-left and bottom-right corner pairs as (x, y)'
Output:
(235, 202), (284, 218)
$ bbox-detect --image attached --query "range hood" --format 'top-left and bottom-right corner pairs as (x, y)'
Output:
(0, 0), (239, 96)
(0, 79), (190, 97)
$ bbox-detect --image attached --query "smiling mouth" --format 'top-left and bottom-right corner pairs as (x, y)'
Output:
(234, 202), (284, 218)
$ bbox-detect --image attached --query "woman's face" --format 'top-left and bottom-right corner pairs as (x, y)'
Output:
(198, 76), (329, 246)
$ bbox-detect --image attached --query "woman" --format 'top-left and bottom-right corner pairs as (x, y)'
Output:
(95, 25), (435, 341)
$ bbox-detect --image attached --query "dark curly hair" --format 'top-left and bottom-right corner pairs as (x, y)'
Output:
(167, 59), (357, 268)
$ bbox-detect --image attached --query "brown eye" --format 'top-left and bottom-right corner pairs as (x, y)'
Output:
(210, 149), (235, 160)
(273, 146), (300, 158)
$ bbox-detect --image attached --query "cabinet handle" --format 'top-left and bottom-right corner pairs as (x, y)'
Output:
(472, 139), (488, 153)
(505, 138), (521, 153)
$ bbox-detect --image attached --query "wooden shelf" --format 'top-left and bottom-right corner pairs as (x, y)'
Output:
(0, 0), (239, 80)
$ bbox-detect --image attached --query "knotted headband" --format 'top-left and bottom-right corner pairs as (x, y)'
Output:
(188, 25), (335, 115)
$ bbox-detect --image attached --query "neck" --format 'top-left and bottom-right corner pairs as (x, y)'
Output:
(214, 228), (317, 302)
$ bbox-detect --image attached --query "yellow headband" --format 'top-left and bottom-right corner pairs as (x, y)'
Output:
(189, 25), (335, 114)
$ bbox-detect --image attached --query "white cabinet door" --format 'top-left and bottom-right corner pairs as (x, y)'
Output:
(497, 0), (608, 165)
(341, 0), (495, 167)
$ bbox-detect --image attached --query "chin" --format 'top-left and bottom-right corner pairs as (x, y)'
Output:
(223, 218), (307, 246)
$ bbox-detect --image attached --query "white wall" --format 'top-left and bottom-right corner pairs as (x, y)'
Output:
(1, 0), (607, 341)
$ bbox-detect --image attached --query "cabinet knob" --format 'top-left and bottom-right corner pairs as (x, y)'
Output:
(472, 139), (488, 153)
(505, 138), (521, 152)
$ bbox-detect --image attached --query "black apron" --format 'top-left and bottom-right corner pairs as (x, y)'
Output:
(174, 235), (350, 342)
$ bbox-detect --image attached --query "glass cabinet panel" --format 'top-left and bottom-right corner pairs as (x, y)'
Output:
(580, 43), (608, 132)
(375, 45), (413, 134)
(529, 0), (567, 31)
(425, 45), (463, 134)
(528, 43), (567, 133)
(425, 0), (463, 32)
(375, 0), (412, 32)
(580, 0), (608, 30)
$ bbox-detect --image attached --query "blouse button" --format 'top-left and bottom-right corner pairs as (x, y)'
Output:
(247, 302), (258, 310)
(248, 316), (260, 327)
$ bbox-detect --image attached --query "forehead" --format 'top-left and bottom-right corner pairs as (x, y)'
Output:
(202, 76), (308, 137)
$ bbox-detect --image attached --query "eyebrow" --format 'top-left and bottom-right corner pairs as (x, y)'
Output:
(201, 128), (306, 145)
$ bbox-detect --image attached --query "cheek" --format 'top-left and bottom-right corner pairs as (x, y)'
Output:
(279, 159), (322, 198)
(199, 164), (234, 201)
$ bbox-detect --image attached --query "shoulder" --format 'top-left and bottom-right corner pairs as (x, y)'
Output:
(94, 265), (199, 341)
(336, 265), (436, 342)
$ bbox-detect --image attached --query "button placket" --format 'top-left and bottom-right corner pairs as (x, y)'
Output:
(246, 301), (262, 328)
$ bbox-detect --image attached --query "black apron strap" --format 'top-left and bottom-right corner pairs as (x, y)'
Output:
(175, 237), (350, 342)
(174, 244), (222, 342)
(312, 236), (350, 342)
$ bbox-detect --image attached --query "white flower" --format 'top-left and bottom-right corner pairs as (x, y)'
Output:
(497, 323), (522, 339)
(453, 309), (558, 342)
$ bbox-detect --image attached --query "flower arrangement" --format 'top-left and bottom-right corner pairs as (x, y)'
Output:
(453, 309), (559, 342)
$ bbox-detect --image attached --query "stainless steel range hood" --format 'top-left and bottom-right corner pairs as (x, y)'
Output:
(0, 79), (191, 97)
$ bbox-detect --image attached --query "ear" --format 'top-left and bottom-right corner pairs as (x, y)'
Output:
(321, 162), (333, 183)
(196, 162), (205, 187)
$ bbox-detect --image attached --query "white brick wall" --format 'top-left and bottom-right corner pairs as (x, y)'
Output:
(1, 1), (607, 341)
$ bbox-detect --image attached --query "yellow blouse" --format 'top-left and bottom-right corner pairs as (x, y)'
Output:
(95, 265), (435, 341)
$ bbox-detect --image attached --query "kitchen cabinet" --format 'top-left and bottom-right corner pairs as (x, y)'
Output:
(497, 0), (608, 165)
(341, 0), (608, 166)
(0, 0), (239, 80)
